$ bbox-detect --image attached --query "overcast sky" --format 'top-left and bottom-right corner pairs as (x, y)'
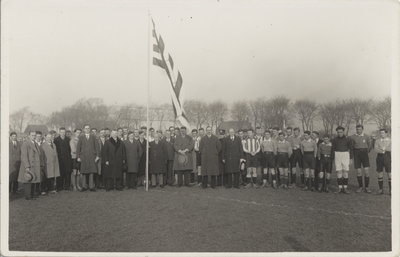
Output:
(4, 0), (397, 116)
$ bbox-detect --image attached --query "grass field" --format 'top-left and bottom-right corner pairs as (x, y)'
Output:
(8, 152), (392, 253)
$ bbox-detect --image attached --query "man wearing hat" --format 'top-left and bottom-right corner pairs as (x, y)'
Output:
(222, 128), (245, 188)
(18, 131), (45, 200)
(173, 127), (195, 187)
(9, 132), (21, 195)
(162, 130), (175, 186)
(41, 133), (61, 194)
(199, 126), (222, 189)
(331, 126), (354, 194)
(103, 130), (127, 191)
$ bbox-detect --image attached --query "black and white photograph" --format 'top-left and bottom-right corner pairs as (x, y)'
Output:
(1, 0), (399, 256)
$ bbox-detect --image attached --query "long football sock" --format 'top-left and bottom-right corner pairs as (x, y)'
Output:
(365, 176), (369, 188)
(337, 177), (342, 188)
(301, 174), (304, 184)
(378, 178), (383, 190)
(357, 176), (363, 188)
(343, 178), (348, 189)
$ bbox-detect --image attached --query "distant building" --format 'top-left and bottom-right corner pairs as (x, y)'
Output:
(218, 119), (252, 133)
(24, 125), (49, 135)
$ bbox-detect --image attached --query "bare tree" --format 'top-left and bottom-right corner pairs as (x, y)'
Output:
(261, 95), (291, 129)
(347, 98), (373, 126)
(10, 106), (31, 133)
(370, 96), (391, 130)
(183, 100), (209, 129)
(230, 101), (250, 130)
(292, 98), (319, 131)
(207, 99), (228, 133)
(248, 97), (265, 128)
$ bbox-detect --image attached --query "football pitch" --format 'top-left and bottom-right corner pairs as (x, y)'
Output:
(8, 152), (391, 253)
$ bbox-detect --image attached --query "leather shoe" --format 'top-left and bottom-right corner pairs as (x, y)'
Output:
(374, 189), (384, 195)
(365, 188), (372, 193)
(90, 188), (97, 192)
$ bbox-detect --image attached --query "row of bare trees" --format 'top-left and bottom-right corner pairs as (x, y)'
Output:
(10, 96), (391, 135)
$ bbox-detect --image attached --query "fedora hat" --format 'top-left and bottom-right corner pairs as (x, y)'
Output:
(178, 154), (188, 166)
(24, 169), (36, 182)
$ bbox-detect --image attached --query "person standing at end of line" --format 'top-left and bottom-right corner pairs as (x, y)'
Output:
(374, 128), (391, 195)
(350, 124), (372, 193)
(9, 132), (21, 196)
(76, 124), (100, 192)
(331, 126), (354, 194)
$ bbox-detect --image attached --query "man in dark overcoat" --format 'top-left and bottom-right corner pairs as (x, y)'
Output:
(217, 129), (227, 187)
(162, 130), (175, 186)
(137, 131), (147, 186)
(222, 128), (245, 189)
(149, 134), (167, 188)
(103, 130), (127, 191)
(199, 126), (222, 189)
(9, 132), (21, 195)
(124, 131), (143, 189)
(54, 127), (72, 191)
(95, 128), (107, 189)
(76, 124), (100, 192)
(173, 126), (194, 187)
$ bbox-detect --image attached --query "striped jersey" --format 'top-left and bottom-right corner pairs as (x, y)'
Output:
(243, 137), (261, 153)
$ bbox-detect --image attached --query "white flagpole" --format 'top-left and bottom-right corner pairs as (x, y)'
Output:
(146, 10), (151, 192)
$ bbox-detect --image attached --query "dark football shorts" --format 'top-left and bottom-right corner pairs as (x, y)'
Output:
(376, 152), (391, 173)
(302, 152), (316, 170)
(246, 153), (259, 168)
(320, 156), (333, 174)
(354, 148), (370, 169)
(72, 158), (81, 170)
(263, 152), (276, 168)
(290, 149), (303, 168)
(276, 153), (289, 168)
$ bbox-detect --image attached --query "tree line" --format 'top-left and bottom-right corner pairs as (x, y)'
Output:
(9, 96), (391, 136)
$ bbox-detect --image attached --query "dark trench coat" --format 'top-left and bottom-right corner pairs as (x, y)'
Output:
(102, 138), (126, 179)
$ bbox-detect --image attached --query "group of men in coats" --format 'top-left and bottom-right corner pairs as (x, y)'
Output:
(9, 123), (392, 199)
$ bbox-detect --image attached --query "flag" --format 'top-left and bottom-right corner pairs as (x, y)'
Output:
(151, 19), (190, 129)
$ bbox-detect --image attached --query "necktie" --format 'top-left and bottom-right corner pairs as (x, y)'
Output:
(13, 141), (16, 148)
(86, 135), (89, 140)
(50, 142), (54, 149)
(34, 142), (39, 152)
(231, 137), (234, 141)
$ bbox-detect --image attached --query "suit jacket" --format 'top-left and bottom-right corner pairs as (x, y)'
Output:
(162, 137), (175, 161)
(138, 139), (147, 175)
(222, 135), (244, 174)
(9, 140), (21, 181)
(124, 139), (143, 173)
(76, 134), (100, 174)
(18, 140), (44, 183)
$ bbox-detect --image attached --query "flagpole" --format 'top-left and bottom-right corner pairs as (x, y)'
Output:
(146, 10), (151, 192)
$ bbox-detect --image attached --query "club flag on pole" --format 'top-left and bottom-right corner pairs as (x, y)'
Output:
(151, 19), (190, 130)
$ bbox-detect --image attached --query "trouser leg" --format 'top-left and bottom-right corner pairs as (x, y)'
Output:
(184, 171), (190, 186)
(81, 174), (87, 189)
(233, 173), (239, 188)
(159, 174), (164, 186)
(211, 175), (216, 188)
(227, 173), (232, 188)
(24, 183), (32, 198)
(202, 176), (208, 189)
(177, 171), (183, 186)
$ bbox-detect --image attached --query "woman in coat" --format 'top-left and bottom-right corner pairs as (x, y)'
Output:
(149, 134), (167, 188)
(41, 134), (61, 194)
(124, 131), (143, 189)
(102, 130), (126, 191)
